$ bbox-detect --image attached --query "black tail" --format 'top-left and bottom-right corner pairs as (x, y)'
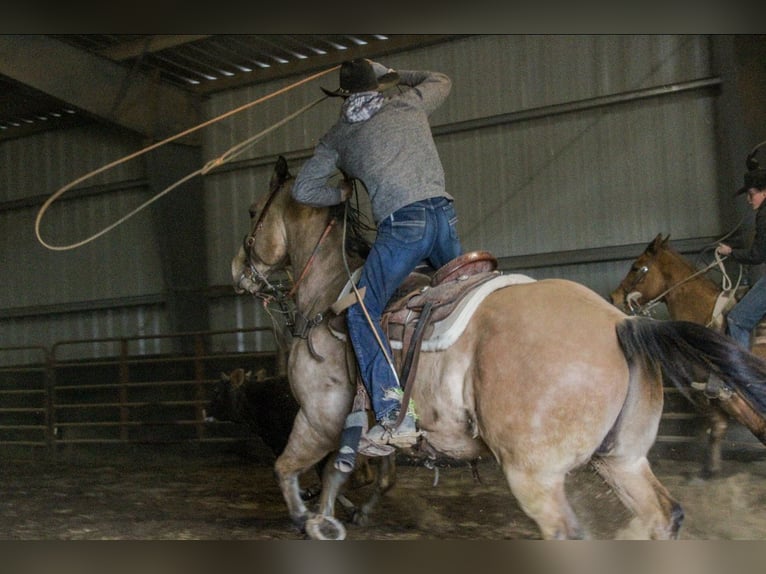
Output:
(616, 317), (766, 415)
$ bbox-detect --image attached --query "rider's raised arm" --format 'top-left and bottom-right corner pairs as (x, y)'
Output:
(292, 141), (345, 207)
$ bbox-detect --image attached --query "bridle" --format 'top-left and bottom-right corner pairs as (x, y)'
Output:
(616, 252), (655, 315)
(237, 174), (338, 344)
(237, 176), (290, 303)
(622, 265), (650, 298)
(618, 249), (734, 317)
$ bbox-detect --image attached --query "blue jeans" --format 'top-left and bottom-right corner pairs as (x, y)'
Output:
(727, 275), (766, 349)
(346, 197), (462, 420)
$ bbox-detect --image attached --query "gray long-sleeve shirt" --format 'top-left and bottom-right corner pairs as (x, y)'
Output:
(292, 69), (453, 224)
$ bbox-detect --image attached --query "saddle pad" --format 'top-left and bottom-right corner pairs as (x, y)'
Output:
(391, 273), (535, 352)
(329, 272), (536, 352)
(708, 290), (736, 332)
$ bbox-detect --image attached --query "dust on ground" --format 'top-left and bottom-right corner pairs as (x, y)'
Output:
(1, 445), (764, 540)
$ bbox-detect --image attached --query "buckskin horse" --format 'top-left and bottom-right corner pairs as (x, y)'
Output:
(610, 234), (766, 477)
(231, 157), (766, 539)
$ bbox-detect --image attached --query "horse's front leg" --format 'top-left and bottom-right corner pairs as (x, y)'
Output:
(301, 461), (353, 539)
(274, 410), (334, 531)
(274, 462), (308, 526)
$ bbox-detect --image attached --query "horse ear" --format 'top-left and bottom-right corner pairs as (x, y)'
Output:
(662, 234), (671, 247)
(221, 371), (230, 382)
(269, 156), (292, 191)
(648, 233), (663, 253)
(275, 156), (291, 181)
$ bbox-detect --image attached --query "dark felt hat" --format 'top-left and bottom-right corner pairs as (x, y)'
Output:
(736, 169), (766, 195)
(321, 59), (400, 98)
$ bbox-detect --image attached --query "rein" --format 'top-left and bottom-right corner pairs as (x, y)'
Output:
(242, 178), (338, 354)
(287, 219), (337, 299)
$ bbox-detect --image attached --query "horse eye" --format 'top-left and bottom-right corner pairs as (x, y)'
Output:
(248, 208), (258, 219)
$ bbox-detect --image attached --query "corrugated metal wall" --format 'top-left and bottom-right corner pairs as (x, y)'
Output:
(0, 126), (174, 360)
(204, 34), (720, 332)
(1, 34), (723, 363)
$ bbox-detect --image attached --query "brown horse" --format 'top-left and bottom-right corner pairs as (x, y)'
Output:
(231, 158), (766, 539)
(610, 234), (766, 477)
(609, 234), (743, 330)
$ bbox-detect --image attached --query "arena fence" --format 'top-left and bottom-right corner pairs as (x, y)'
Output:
(0, 328), (280, 457)
(0, 328), (762, 461)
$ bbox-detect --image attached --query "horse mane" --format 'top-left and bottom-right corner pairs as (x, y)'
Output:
(273, 154), (372, 260)
(659, 240), (720, 287)
(329, 199), (374, 260)
(662, 243), (699, 273)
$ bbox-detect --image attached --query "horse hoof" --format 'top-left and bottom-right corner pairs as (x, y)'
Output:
(305, 514), (347, 540)
(350, 509), (370, 527)
(687, 475), (708, 486)
(692, 467), (717, 483)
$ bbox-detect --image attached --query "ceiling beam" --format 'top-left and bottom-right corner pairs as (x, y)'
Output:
(193, 34), (467, 95)
(98, 35), (212, 61)
(0, 35), (202, 142)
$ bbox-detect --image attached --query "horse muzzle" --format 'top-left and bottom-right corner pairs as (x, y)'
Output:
(616, 290), (647, 315)
(231, 247), (262, 295)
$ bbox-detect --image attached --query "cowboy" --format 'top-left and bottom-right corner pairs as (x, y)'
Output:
(291, 59), (463, 452)
(717, 166), (766, 349)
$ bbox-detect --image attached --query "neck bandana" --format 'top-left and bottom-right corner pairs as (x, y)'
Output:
(342, 91), (384, 123)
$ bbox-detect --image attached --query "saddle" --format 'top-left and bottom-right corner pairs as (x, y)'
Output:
(328, 251), (536, 459)
(383, 252), (500, 361)
(330, 251), (500, 401)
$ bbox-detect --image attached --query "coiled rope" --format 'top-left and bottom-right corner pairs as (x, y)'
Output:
(35, 65), (338, 251)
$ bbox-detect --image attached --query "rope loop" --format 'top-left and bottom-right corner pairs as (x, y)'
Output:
(35, 65), (338, 251)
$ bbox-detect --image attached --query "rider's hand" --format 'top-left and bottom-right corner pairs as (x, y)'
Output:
(339, 180), (353, 202)
(716, 243), (732, 256)
(367, 60), (393, 78)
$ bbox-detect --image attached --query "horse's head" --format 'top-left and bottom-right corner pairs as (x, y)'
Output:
(232, 156), (294, 296)
(610, 233), (671, 312)
(231, 156), (372, 301)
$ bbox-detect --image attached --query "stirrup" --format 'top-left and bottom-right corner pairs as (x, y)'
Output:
(357, 436), (395, 457)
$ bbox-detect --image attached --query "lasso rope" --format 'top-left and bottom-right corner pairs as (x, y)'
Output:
(35, 65), (339, 251)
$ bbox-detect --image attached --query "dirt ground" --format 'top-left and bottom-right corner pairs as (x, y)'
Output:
(1, 442), (765, 541)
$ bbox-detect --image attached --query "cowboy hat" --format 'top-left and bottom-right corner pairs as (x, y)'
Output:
(735, 168), (766, 195)
(321, 59), (400, 98)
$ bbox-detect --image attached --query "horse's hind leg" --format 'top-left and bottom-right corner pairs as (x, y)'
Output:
(319, 453), (396, 527)
(591, 455), (683, 539)
(702, 408), (728, 479)
(502, 464), (585, 539)
(349, 454), (397, 526)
